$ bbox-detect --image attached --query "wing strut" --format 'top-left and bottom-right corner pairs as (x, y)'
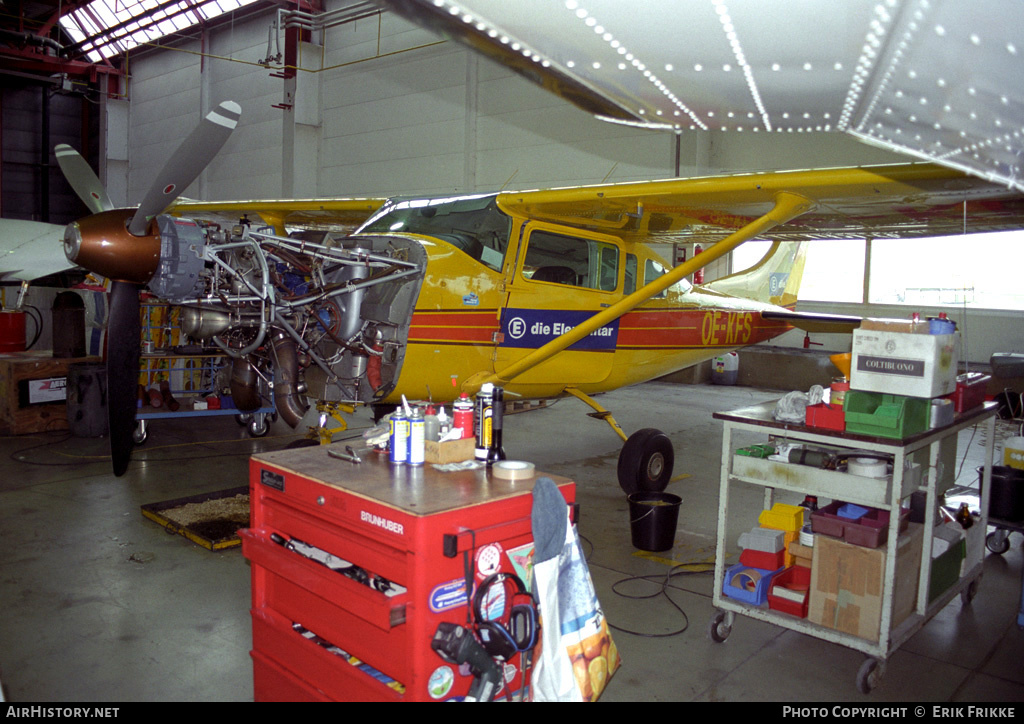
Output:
(473, 191), (816, 391)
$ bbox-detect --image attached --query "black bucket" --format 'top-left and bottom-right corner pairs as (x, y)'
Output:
(628, 492), (681, 552)
(977, 466), (1024, 522)
(67, 362), (108, 438)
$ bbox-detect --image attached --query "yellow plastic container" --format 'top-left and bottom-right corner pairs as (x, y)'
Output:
(758, 503), (805, 532)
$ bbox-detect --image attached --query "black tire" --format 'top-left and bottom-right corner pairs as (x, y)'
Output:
(617, 428), (674, 494)
(248, 416), (269, 438)
(857, 658), (882, 694)
(986, 531), (1011, 555)
(708, 611), (731, 643)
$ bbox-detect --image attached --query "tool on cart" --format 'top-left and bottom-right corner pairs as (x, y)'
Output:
(327, 445), (362, 465)
(431, 622), (502, 702)
(269, 532), (404, 596)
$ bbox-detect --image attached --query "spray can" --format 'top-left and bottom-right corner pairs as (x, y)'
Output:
(453, 393), (474, 440)
(486, 386), (506, 465)
(389, 409), (409, 464)
(407, 406), (425, 466)
(474, 383), (494, 461)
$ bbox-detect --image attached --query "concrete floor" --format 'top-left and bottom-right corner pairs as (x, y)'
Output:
(0, 380), (1022, 702)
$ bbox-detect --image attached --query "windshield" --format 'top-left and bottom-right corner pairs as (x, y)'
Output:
(358, 194), (512, 272)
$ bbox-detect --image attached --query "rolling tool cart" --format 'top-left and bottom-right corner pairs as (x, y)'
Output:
(242, 445), (575, 701)
(709, 399), (997, 694)
(134, 303), (275, 443)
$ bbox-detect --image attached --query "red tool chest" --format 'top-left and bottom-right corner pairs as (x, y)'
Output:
(242, 446), (576, 702)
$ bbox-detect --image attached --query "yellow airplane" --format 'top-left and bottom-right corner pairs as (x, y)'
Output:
(37, 101), (1024, 484)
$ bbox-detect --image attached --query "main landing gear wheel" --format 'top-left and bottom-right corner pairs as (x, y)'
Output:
(617, 428), (674, 494)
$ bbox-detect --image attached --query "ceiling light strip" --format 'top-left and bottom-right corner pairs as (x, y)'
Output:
(712, 0), (771, 132)
(840, 0), (906, 132)
(564, 0), (706, 130)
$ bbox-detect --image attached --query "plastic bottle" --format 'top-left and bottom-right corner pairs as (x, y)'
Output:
(424, 405), (440, 442)
(437, 406), (451, 438)
(453, 393), (474, 440)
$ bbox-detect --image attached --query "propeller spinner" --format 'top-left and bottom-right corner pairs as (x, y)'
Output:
(59, 100), (241, 477)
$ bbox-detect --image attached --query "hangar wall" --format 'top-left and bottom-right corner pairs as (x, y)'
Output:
(117, 3), (1021, 364)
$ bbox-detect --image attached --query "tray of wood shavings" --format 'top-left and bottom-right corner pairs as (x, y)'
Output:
(141, 486), (250, 551)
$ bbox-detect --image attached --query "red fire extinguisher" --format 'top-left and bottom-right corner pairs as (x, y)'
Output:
(693, 244), (704, 285)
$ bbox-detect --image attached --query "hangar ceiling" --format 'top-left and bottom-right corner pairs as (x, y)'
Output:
(377, 0), (1024, 193)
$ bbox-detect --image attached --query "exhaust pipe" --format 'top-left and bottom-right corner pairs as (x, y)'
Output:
(272, 331), (309, 427)
(229, 357), (263, 412)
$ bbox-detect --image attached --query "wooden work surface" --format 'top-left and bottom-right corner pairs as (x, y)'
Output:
(252, 444), (572, 517)
(713, 399), (998, 447)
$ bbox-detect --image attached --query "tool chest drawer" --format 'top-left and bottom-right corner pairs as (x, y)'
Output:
(244, 446), (575, 702)
(251, 608), (405, 701)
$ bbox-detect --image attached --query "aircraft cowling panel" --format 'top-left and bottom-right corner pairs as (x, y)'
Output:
(64, 209), (160, 284)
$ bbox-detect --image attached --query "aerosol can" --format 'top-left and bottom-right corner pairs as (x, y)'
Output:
(453, 393), (474, 439)
(486, 386), (506, 465)
(407, 406), (425, 466)
(474, 383), (494, 461)
(389, 409), (409, 464)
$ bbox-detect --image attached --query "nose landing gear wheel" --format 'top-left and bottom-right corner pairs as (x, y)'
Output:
(617, 428), (674, 494)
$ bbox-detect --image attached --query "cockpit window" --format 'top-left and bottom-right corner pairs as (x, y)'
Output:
(358, 194), (512, 272)
(522, 229), (619, 292)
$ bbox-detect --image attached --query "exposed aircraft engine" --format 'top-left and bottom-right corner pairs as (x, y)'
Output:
(159, 222), (425, 425)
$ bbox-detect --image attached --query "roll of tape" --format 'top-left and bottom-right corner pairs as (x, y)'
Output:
(731, 569), (762, 592)
(491, 460), (536, 480)
(848, 457), (888, 478)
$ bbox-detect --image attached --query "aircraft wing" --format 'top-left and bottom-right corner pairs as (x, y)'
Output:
(494, 162), (1024, 246)
(168, 197), (389, 234)
(0, 219), (73, 282)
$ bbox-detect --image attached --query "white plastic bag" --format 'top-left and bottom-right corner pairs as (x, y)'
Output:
(531, 520), (620, 702)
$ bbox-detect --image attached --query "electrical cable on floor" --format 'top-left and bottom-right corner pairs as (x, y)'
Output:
(577, 531), (710, 639)
(605, 564), (712, 638)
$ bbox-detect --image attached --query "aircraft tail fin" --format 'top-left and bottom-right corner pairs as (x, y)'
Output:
(702, 240), (808, 309)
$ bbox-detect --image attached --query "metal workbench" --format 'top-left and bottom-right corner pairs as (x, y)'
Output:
(709, 399), (997, 694)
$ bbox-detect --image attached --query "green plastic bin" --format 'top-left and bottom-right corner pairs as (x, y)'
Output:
(843, 391), (930, 439)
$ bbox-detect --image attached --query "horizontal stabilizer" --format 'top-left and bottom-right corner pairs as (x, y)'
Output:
(760, 309), (861, 334)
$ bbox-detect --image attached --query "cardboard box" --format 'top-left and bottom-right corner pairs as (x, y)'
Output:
(859, 318), (932, 334)
(788, 541), (814, 568)
(808, 523), (923, 640)
(850, 329), (958, 399)
(424, 437), (475, 464)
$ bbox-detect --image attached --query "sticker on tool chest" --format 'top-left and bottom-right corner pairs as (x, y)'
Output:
(259, 468), (285, 491)
(429, 578), (468, 613)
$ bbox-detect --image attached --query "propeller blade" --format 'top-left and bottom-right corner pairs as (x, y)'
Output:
(54, 144), (113, 214)
(106, 280), (141, 477)
(128, 100), (241, 236)
(0, 219), (71, 281)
